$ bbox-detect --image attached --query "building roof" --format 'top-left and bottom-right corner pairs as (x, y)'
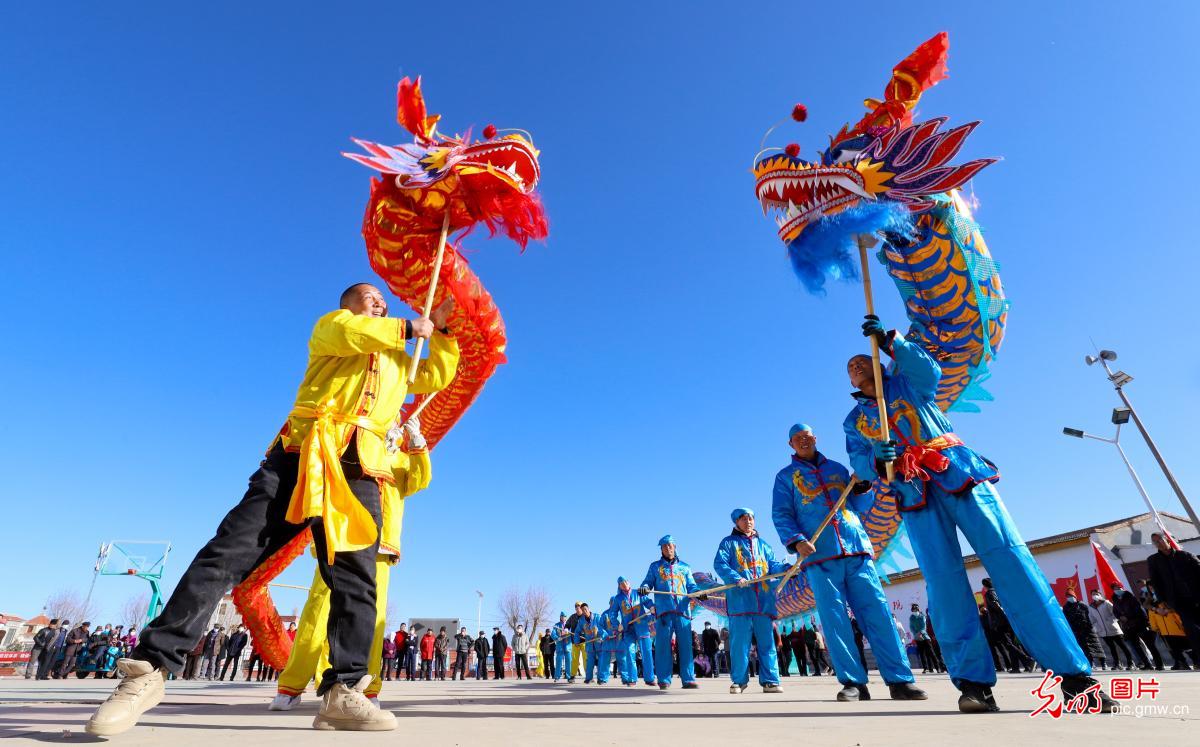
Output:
(883, 511), (1191, 584)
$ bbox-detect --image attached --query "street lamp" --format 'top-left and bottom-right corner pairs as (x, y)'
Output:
(1083, 349), (1199, 533)
(1062, 408), (1172, 539)
(475, 590), (483, 634)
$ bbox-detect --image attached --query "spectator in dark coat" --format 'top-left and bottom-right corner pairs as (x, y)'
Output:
(1062, 594), (1104, 668)
(33, 619), (61, 680)
(57, 622), (90, 678)
(1111, 581), (1163, 670)
(473, 630), (490, 679)
(38, 620), (68, 680)
(382, 636), (397, 680)
(452, 627), (472, 680)
(491, 628), (508, 679)
(1148, 532), (1200, 660)
(701, 622), (721, 677)
(219, 625), (249, 681)
(539, 629), (555, 679)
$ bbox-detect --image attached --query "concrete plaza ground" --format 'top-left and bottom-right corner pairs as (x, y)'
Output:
(1, 670), (1196, 745)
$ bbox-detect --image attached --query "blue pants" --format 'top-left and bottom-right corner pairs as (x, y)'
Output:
(584, 644), (601, 683)
(635, 635), (655, 684)
(597, 650), (613, 683)
(555, 643), (571, 680)
(654, 613), (695, 685)
(904, 481), (1089, 687)
(618, 642), (636, 683)
(729, 614), (779, 687)
(807, 555), (915, 686)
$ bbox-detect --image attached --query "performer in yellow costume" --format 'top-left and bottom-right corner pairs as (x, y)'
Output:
(84, 283), (458, 736)
(271, 414), (432, 710)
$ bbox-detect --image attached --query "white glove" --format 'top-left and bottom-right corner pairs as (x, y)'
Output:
(736, 578), (751, 588)
(403, 416), (427, 450)
(638, 585), (651, 595)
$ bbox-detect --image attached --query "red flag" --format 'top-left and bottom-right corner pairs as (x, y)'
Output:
(1049, 565), (1082, 604)
(1092, 542), (1122, 600)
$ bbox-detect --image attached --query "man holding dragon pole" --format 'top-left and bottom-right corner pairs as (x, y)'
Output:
(84, 285), (458, 735)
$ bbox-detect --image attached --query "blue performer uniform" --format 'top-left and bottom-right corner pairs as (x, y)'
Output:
(574, 607), (602, 684)
(772, 423), (922, 701)
(844, 320), (1113, 712)
(713, 508), (788, 692)
(639, 534), (701, 689)
(615, 578), (656, 685)
(552, 613), (573, 682)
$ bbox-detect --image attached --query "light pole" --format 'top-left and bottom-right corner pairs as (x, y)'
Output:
(1084, 349), (1200, 532)
(475, 590), (483, 633)
(1063, 408), (1172, 539)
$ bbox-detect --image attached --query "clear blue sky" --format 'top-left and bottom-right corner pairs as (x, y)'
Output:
(2, 2), (1198, 632)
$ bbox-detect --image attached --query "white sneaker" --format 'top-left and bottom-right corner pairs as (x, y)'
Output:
(269, 693), (302, 711)
(84, 659), (165, 736)
(763, 683), (784, 694)
(366, 693), (380, 709)
(729, 684), (744, 694)
(313, 676), (396, 731)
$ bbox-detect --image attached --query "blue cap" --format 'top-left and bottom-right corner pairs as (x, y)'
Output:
(658, 534), (674, 547)
(788, 423), (813, 438)
(731, 507), (754, 522)
(559, 611), (567, 618)
(617, 576), (627, 584)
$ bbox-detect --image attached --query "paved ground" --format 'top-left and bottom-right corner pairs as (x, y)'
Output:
(1, 670), (1196, 745)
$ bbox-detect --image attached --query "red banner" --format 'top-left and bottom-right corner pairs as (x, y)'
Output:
(0, 651), (31, 663)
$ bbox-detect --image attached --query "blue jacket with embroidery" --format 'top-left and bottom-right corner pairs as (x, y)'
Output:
(598, 607), (623, 651)
(615, 588), (654, 638)
(641, 557), (700, 618)
(552, 621), (573, 648)
(843, 335), (999, 511)
(574, 613), (601, 647)
(713, 530), (789, 617)
(772, 452), (875, 568)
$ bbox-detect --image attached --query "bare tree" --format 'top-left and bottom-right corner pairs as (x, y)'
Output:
(44, 589), (98, 624)
(497, 586), (523, 634)
(120, 593), (150, 630)
(523, 586), (552, 639)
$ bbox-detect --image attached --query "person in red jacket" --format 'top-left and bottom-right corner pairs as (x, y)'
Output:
(393, 625), (410, 680)
(419, 630), (436, 681)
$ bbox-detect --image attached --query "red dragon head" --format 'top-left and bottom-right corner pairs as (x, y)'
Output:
(344, 76), (547, 247)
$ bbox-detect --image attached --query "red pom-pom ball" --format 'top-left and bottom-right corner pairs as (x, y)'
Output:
(785, 143), (801, 158)
(482, 124), (497, 139)
(791, 104), (808, 122)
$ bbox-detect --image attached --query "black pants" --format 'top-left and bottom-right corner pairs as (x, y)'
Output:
(37, 647), (60, 680)
(405, 650), (417, 680)
(514, 653), (531, 679)
(807, 644), (828, 674)
(493, 653), (505, 678)
(435, 652), (447, 679)
(1124, 627), (1163, 668)
(790, 642), (808, 675)
(1177, 605), (1200, 663)
(1101, 635), (1132, 667)
(420, 659), (433, 680)
(452, 651), (469, 679)
(219, 653), (241, 680)
(133, 445), (382, 695)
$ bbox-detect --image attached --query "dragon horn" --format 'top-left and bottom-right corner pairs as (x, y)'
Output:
(397, 76), (441, 142)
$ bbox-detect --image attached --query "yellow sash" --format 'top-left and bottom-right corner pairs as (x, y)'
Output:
(285, 401), (388, 564)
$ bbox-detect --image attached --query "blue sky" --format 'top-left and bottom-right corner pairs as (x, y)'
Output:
(2, 1), (1197, 633)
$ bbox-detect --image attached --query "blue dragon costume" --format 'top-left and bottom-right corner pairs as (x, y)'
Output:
(741, 31), (1114, 713)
